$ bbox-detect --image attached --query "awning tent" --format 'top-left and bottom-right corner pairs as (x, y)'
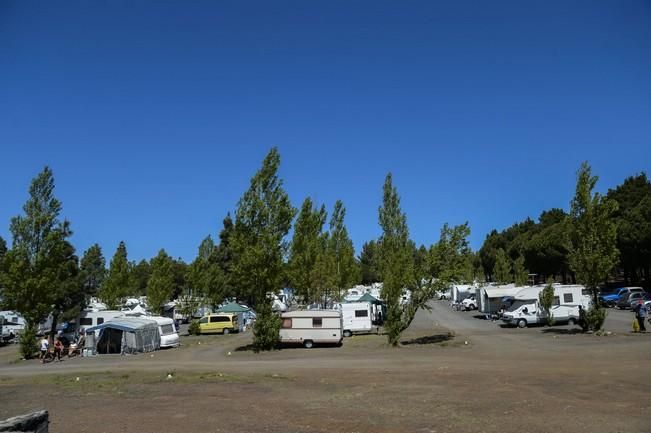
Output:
(355, 293), (385, 305)
(86, 317), (160, 354)
(216, 302), (250, 313)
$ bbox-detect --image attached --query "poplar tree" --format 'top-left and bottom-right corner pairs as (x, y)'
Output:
(288, 198), (327, 304)
(568, 162), (619, 310)
(147, 249), (175, 315)
(493, 249), (512, 284)
(230, 148), (296, 351)
(100, 241), (131, 309)
(512, 255), (529, 286)
(328, 200), (359, 299)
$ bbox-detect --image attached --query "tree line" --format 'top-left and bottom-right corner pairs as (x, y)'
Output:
(0, 151), (646, 354)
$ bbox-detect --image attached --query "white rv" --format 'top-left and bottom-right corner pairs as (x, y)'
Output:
(78, 310), (125, 335)
(279, 310), (343, 348)
(148, 316), (180, 348)
(340, 302), (374, 337)
(501, 285), (591, 328)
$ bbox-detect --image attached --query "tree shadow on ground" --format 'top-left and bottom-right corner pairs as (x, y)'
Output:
(401, 333), (454, 346)
(234, 344), (256, 352)
(541, 328), (584, 335)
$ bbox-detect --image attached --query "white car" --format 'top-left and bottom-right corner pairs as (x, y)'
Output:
(461, 295), (477, 311)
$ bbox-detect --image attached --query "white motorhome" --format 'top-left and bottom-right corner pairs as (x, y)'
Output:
(78, 310), (125, 336)
(501, 285), (591, 328)
(279, 310), (343, 348)
(340, 302), (374, 337)
(0, 311), (25, 340)
(477, 284), (521, 316)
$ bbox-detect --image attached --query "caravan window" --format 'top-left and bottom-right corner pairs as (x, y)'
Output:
(312, 318), (322, 328)
(281, 318), (292, 329)
(97, 318), (104, 325)
(160, 324), (175, 335)
(355, 310), (368, 318)
(79, 318), (92, 326)
(563, 293), (574, 303)
(552, 297), (560, 306)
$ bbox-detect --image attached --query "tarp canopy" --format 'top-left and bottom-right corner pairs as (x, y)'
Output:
(216, 302), (250, 313)
(483, 284), (519, 299)
(356, 293), (384, 305)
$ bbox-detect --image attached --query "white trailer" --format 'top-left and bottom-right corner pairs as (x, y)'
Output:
(148, 316), (180, 348)
(78, 310), (125, 336)
(340, 302), (374, 337)
(279, 310), (343, 348)
(501, 285), (591, 328)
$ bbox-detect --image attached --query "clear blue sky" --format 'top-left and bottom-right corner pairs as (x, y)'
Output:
(1, 1), (650, 262)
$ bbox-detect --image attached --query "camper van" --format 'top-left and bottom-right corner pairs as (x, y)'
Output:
(149, 316), (180, 348)
(501, 285), (591, 328)
(279, 310), (343, 348)
(340, 302), (374, 337)
(197, 313), (238, 335)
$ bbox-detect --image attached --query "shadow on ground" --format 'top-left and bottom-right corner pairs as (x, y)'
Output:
(541, 328), (585, 335)
(401, 333), (454, 346)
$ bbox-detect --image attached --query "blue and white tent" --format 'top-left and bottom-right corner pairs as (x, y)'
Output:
(86, 317), (160, 354)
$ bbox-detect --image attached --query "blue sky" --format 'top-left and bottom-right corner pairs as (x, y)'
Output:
(1, 1), (650, 262)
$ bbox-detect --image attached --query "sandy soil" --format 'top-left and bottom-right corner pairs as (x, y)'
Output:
(1, 302), (649, 433)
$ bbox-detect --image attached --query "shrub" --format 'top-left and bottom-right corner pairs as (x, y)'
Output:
(253, 303), (281, 352)
(586, 308), (607, 331)
(19, 324), (39, 359)
(188, 320), (200, 335)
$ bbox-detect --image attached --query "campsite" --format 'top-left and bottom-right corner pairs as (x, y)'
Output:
(0, 300), (649, 433)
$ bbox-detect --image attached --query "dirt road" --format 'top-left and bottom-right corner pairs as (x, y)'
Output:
(1, 303), (649, 433)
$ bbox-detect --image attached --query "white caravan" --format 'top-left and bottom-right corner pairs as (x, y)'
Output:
(0, 311), (26, 339)
(279, 310), (343, 348)
(501, 285), (591, 328)
(477, 284), (521, 315)
(78, 310), (125, 335)
(340, 302), (374, 337)
(148, 316), (180, 348)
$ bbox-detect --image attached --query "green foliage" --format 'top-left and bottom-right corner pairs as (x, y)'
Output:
(585, 307), (607, 331)
(1, 167), (83, 336)
(377, 173), (414, 346)
(80, 244), (106, 297)
(230, 148), (295, 350)
(288, 198), (327, 304)
(328, 200), (360, 298)
(252, 302), (281, 352)
(100, 241), (131, 309)
(187, 235), (227, 305)
(19, 324), (38, 359)
(129, 259), (151, 296)
(512, 255), (528, 286)
(360, 241), (380, 284)
(538, 282), (555, 326)
(147, 249), (175, 315)
(188, 320), (200, 335)
(493, 249), (512, 284)
(567, 162), (619, 307)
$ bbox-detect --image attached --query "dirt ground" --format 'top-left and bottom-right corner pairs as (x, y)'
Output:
(1, 302), (649, 433)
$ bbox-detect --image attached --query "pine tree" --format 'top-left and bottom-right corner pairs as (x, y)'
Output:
(147, 249), (175, 315)
(230, 148), (296, 351)
(100, 241), (131, 309)
(512, 255), (529, 286)
(80, 244), (106, 297)
(360, 241), (380, 284)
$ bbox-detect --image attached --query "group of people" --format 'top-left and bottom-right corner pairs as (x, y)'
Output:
(38, 331), (86, 363)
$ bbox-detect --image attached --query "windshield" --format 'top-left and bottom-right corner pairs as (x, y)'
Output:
(507, 300), (533, 312)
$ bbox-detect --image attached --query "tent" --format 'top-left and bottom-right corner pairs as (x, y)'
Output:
(216, 302), (250, 313)
(356, 293), (384, 305)
(85, 317), (160, 355)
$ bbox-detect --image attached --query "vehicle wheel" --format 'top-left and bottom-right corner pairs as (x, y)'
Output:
(517, 319), (527, 328)
(343, 330), (352, 338)
(223, 328), (230, 335)
(607, 301), (615, 308)
(441, 295), (447, 300)
(568, 318), (576, 326)
(303, 340), (314, 349)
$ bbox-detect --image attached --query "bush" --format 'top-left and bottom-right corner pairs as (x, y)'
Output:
(253, 303), (281, 352)
(586, 307), (607, 331)
(188, 320), (200, 335)
(19, 324), (39, 359)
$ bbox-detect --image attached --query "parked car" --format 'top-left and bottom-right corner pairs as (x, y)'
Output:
(616, 288), (645, 309)
(600, 287), (643, 308)
(197, 313), (238, 335)
(461, 295), (478, 311)
(628, 292), (651, 309)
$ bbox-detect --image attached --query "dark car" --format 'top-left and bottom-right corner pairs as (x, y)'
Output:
(616, 288), (645, 309)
